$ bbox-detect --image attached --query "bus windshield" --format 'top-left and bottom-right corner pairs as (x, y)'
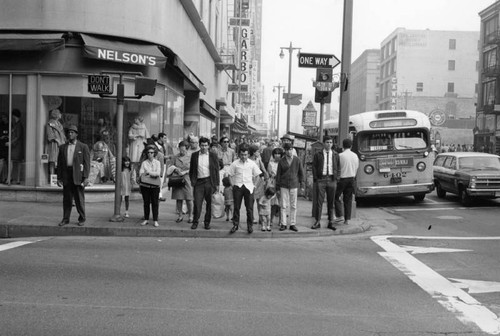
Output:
(357, 129), (429, 152)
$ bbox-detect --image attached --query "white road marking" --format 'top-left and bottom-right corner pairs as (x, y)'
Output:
(371, 235), (500, 335)
(393, 207), (461, 212)
(0, 241), (36, 252)
(399, 245), (472, 254)
(450, 278), (500, 294)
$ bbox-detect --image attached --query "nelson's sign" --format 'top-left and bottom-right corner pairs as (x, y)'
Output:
(81, 34), (167, 68)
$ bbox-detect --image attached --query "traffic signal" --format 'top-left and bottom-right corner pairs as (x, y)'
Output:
(315, 67), (333, 104)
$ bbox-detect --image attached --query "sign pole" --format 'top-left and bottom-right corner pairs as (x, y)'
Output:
(319, 102), (325, 143)
(110, 78), (125, 222)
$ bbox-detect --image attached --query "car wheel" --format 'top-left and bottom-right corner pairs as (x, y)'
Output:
(436, 183), (446, 198)
(459, 187), (472, 207)
(414, 194), (425, 202)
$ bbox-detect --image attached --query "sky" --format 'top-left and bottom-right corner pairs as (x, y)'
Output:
(260, 0), (496, 135)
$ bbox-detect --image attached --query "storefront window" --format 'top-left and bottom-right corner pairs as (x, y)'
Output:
(0, 74), (27, 186)
(40, 75), (166, 187)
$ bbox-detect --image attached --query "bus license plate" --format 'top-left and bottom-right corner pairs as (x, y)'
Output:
(390, 176), (402, 184)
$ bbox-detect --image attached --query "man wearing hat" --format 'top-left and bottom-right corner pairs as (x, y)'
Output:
(280, 134), (297, 157)
(56, 125), (91, 226)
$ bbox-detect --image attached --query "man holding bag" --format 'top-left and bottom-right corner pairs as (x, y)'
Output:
(189, 136), (220, 230)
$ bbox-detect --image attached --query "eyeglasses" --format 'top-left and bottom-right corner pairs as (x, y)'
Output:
(222, 141), (229, 143)
(148, 151), (155, 154)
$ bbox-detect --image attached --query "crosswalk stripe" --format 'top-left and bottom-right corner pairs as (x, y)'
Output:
(0, 241), (34, 252)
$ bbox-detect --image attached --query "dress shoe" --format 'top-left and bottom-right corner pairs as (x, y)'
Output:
(230, 225), (238, 234)
(191, 222), (198, 230)
(204, 223), (211, 230)
(175, 216), (184, 223)
(58, 220), (69, 227)
(327, 224), (337, 231)
(153, 221), (159, 227)
(247, 225), (253, 234)
(187, 218), (193, 223)
(140, 220), (148, 226)
(311, 221), (321, 229)
(279, 224), (287, 231)
(77, 220), (85, 226)
(289, 225), (298, 232)
(344, 220), (349, 225)
(159, 197), (166, 202)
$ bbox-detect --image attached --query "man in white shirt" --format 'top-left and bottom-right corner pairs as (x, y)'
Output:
(227, 143), (262, 234)
(335, 138), (360, 225)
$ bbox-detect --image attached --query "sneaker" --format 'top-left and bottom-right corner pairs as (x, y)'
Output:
(140, 220), (148, 226)
(261, 226), (266, 232)
(266, 226), (271, 232)
(153, 221), (159, 227)
(124, 211), (129, 218)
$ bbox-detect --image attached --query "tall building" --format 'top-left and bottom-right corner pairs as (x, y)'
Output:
(349, 49), (380, 115)
(477, 1), (500, 154)
(0, 0), (251, 199)
(377, 28), (479, 147)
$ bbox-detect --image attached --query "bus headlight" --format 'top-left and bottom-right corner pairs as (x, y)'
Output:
(423, 151), (429, 157)
(360, 154), (366, 161)
(364, 165), (374, 174)
(416, 162), (426, 171)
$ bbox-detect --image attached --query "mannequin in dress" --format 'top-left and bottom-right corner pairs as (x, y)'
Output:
(46, 109), (66, 177)
(128, 116), (149, 181)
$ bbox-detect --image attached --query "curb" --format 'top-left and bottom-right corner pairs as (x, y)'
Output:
(0, 222), (371, 239)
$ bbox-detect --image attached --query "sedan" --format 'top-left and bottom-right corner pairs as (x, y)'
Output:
(433, 152), (500, 206)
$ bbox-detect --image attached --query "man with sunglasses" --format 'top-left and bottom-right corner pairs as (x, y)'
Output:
(218, 136), (236, 173)
(189, 136), (220, 230)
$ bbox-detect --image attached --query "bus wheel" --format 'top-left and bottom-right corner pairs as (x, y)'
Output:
(459, 187), (472, 207)
(436, 183), (446, 198)
(414, 194), (425, 202)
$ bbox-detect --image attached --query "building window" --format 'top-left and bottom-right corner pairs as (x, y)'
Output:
(448, 60), (455, 71)
(484, 15), (499, 42)
(449, 39), (456, 50)
(447, 82), (454, 93)
(483, 48), (497, 69)
(416, 82), (423, 92)
(482, 80), (496, 106)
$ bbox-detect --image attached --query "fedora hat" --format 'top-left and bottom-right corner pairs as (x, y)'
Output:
(66, 125), (78, 133)
(281, 134), (294, 141)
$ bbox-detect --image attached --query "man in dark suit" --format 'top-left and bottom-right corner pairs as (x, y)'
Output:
(311, 136), (340, 230)
(189, 136), (220, 230)
(57, 125), (90, 226)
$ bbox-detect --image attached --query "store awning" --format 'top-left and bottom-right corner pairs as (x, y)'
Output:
(0, 33), (65, 51)
(231, 118), (251, 135)
(174, 56), (207, 94)
(81, 33), (167, 68)
(200, 99), (219, 119)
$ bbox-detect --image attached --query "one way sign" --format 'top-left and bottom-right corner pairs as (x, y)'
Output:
(298, 53), (340, 69)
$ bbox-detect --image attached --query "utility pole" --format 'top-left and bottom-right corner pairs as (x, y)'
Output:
(280, 42), (301, 134)
(273, 84), (285, 138)
(338, 0), (353, 145)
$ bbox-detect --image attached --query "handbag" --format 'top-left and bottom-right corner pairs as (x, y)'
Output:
(140, 173), (161, 187)
(167, 175), (185, 188)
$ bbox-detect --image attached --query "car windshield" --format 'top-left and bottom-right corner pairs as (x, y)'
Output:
(458, 156), (500, 170)
(357, 129), (428, 152)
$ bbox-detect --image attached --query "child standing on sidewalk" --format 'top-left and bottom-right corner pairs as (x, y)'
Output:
(258, 187), (276, 231)
(121, 156), (132, 218)
(222, 176), (233, 222)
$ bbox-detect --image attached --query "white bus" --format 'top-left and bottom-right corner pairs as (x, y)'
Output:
(325, 110), (434, 202)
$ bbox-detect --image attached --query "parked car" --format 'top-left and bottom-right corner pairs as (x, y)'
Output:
(433, 152), (500, 206)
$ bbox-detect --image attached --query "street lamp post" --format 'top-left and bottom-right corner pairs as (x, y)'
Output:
(273, 84), (285, 138)
(280, 42), (301, 134)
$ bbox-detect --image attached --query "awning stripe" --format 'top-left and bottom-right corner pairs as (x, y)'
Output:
(0, 33), (64, 51)
(81, 33), (167, 68)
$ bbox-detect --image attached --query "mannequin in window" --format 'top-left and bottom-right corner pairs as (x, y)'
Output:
(128, 116), (149, 180)
(46, 109), (66, 178)
(97, 117), (116, 156)
(89, 137), (116, 184)
(7, 109), (24, 184)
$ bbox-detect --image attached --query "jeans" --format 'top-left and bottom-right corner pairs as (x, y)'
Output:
(232, 185), (254, 227)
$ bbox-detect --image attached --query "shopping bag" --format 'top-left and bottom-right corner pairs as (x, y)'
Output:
(211, 192), (225, 219)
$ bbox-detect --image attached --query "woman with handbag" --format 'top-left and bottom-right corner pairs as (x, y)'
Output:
(167, 140), (193, 223)
(139, 145), (162, 227)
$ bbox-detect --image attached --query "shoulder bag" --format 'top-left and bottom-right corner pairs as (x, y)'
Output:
(140, 173), (161, 187)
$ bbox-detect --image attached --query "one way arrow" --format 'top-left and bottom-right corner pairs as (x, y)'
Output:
(449, 278), (500, 294)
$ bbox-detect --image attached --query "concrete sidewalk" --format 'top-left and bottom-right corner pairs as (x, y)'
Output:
(0, 196), (371, 238)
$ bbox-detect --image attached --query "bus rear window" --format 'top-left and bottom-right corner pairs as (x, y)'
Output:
(358, 130), (428, 152)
